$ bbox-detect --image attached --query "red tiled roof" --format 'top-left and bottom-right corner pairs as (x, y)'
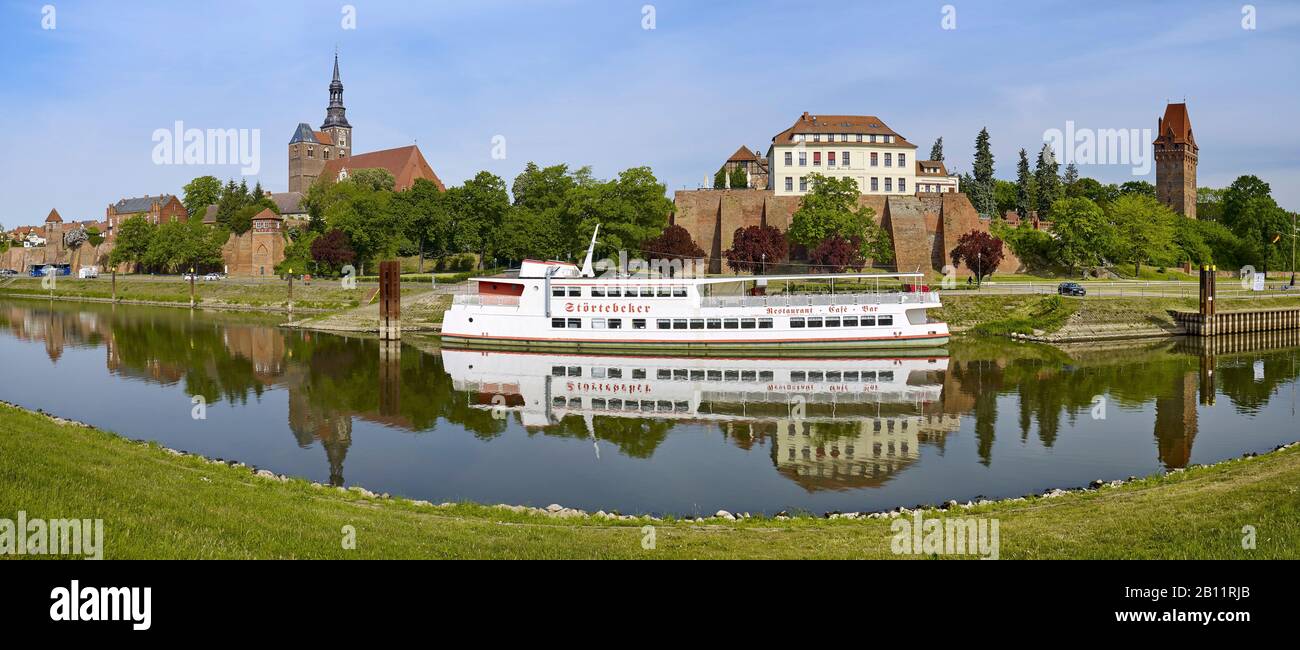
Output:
(727, 146), (758, 162)
(321, 145), (446, 192)
(314, 131), (334, 146)
(1155, 103), (1195, 146)
(771, 112), (916, 148)
(252, 208), (282, 221)
(916, 160), (949, 176)
(45, 208), (63, 223)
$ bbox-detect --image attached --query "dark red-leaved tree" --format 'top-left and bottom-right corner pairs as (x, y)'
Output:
(311, 229), (357, 274)
(808, 235), (866, 273)
(724, 225), (787, 274)
(641, 224), (705, 261)
(950, 230), (1004, 285)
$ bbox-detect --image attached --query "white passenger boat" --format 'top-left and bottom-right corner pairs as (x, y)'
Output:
(442, 230), (949, 353)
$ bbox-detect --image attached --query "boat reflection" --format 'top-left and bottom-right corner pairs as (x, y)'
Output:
(442, 349), (959, 489)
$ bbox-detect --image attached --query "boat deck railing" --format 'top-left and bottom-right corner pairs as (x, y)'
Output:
(700, 291), (939, 309)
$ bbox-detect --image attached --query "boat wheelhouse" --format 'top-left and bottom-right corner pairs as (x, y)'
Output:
(442, 231), (949, 353)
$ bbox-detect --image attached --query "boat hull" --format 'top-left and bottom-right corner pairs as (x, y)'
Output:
(440, 333), (950, 355)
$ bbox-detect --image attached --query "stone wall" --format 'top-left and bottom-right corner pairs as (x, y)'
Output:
(221, 230), (286, 277)
(673, 189), (1022, 276)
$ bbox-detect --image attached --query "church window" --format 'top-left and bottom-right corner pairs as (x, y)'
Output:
(307, 147), (314, 158)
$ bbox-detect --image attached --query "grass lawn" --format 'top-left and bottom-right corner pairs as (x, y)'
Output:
(0, 275), (433, 312)
(2, 402), (1296, 559)
(939, 293), (1300, 336)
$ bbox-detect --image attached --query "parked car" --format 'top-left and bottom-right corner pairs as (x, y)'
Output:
(1057, 282), (1087, 297)
(182, 273), (198, 281)
(203, 273), (223, 281)
(0, 269), (18, 277)
(78, 266), (99, 279)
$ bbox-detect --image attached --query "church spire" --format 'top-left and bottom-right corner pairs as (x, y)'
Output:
(322, 51), (350, 129)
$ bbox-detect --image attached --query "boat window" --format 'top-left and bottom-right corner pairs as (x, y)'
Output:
(759, 371), (774, 381)
(808, 318), (824, 328)
(808, 371), (824, 382)
(551, 366), (566, 376)
(641, 401), (655, 412)
(609, 399), (623, 410)
(791, 371), (806, 382)
(591, 287), (605, 297)
(632, 319), (647, 330)
(689, 370), (705, 381)
(657, 319), (671, 330)
(591, 398), (606, 410)
(878, 315), (894, 326)
(592, 318), (606, 329)
(790, 317), (806, 328)
(879, 371), (894, 382)
(825, 317), (840, 327)
(553, 397), (566, 407)
(567, 318), (581, 328)
(740, 318), (756, 329)
(552, 287), (565, 297)
(640, 287), (655, 298)
(657, 400), (673, 412)
(623, 400), (638, 412)
(568, 287), (581, 297)
(861, 316), (876, 327)
(690, 319), (705, 330)
(844, 371), (859, 381)
(673, 369), (688, 381)
(724, 370), (739, 381)
(862, 371), (877, 381)
(707, 319), (722, 329)
(592, 367), (606, 378)
(606, 287), (621, 298)
(657, 369), (672, 380)
(673, 319), (688, 330)
(674, 401), (689, 412)
(723, 319), (739, 329)
(551, 318), (565, 328)
(827, 371), (842, 382)
(843, 317), (858, 327)
(567, 366), (581, 377)
(632, 369), (646, 379)
(758, 318), (773, 329)
(607, 368), (623, 379)
(568, 398), (581, 408)
(673, 287), (688, 297)
(657, 287), (671, 297)
(741, 371), (756, 381)
(607, 319), (622, 329)
(707, 370), (722, 381)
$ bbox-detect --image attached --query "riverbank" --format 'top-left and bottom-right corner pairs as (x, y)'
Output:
(2, 401), (1296, 559)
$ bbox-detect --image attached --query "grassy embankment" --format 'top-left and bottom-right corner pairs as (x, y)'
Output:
(2, 402), (1296, 559)
(936, 293), (1300, 338)
(0, 276), (434, 313)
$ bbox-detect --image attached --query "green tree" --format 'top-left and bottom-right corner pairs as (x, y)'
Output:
(1061, 162), (1079, 191)
(729, 165), (749, 189)
(1222, 175), (1291, 271)
(322, 178), (397, 276)
(1197, 187), (1225, 222)
(228, 204), (260, 236)
(390, 177), (448, 272)
(1015, 148), (1036, 219)
(970, 128), (997, 217)
(929, 137), (944, 162)
(713, 167), (727, 189)
(1034, 144), (1060, 218)
(144, 219), (223, 274)
(789, 174), (892, 264)
(182, 175), (222, 218)
(1108, 194), (1178, 276)
(1049, 197), (1113, 270)
(993, 180), (1017, 217)
(348, 168), (397, 192)
(453, 171), (511, 267)
(107, 216), (155, 273)
(1118, 180), (1156, 198)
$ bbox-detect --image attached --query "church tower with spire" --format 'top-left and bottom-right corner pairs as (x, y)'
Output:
(288, 53), (354, 193)
(1154, 102), (1198, 219)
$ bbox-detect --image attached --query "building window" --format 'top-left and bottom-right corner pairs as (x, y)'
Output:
(324, 149), (331, 160)
(856, 134), (863, 142)
(842, 151), (850, 166)
(870, 152), (878, 166)
(899, 178), (906, 192)
(827, 152), (835, 166)
(870, 177), (879, 192)
(870, 134), (877, 143)
(899, 153), (906, 167)
(885, 153), (892, 167)
(784, 151), (792, 166)
(813, 152), (821, 166)
(798, 151), (807, 167)
(307, 147), (314, 158)
(885, 178), (892, 192)
(799, 177), (808, 192)
(785, 177), (793, 191)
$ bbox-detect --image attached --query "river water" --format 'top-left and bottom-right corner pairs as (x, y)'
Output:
(2, 298), (1297, 515)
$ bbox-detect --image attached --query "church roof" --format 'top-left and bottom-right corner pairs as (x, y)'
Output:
(289, 123), (320, 145)
(269, 192), (306, 215)
(1155, 103), (1195, 146)
(322, 145), (446, 192)
(727, 146), (758, 162)
(45, 208), (63, 223)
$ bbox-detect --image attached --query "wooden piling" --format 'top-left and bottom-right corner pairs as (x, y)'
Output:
(379, 260), (401, 340)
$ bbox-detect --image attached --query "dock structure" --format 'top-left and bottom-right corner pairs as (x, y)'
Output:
(1172, 265), (1300, 336)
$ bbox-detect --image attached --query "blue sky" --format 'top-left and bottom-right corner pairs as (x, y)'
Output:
(1, 0), (1298, 226)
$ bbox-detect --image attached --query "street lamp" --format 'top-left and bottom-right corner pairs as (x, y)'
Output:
(976, 251), (983, 289)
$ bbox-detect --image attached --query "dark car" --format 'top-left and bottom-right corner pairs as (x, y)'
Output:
(1057, 282), (1086, 297)
(0, 269), (18, 277)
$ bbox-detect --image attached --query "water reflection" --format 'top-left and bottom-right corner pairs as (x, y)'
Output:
(4, 299), (1300, 512)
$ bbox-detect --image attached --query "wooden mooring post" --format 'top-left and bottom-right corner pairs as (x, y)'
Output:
(1198, 264), (1216, 336)
(378, 260), (401, 340)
